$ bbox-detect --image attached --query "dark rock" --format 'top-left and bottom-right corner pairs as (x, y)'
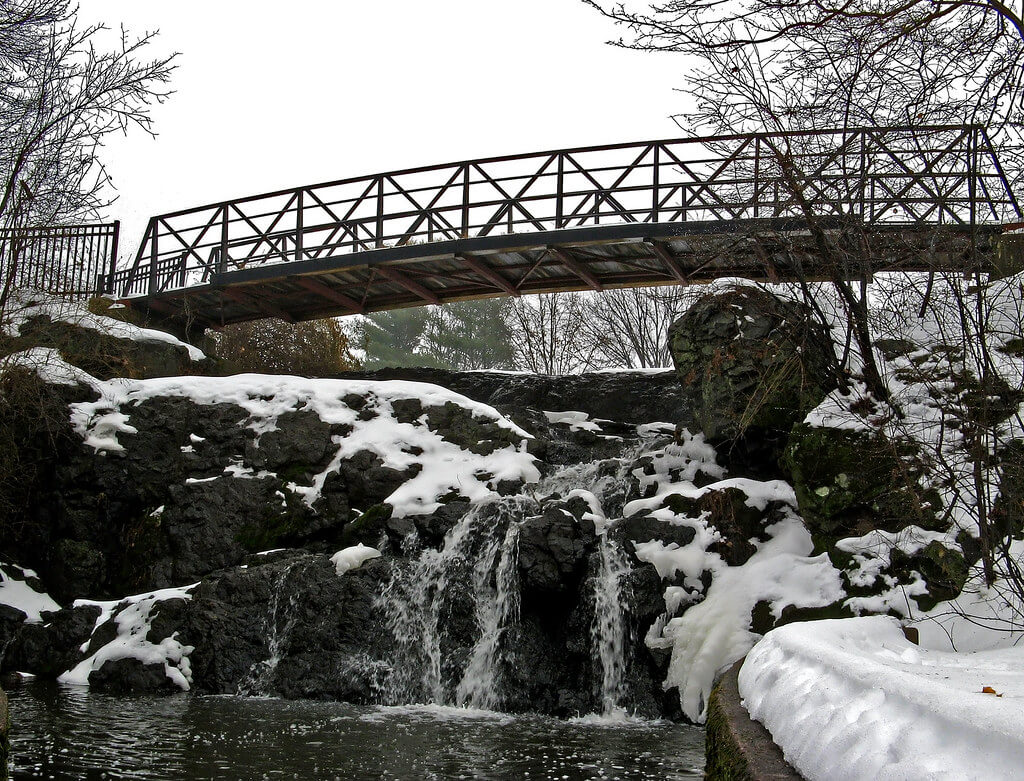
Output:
(993, 440), (1024, 540)
(2, 604), (101, 677)
(182, 553), (394, 700)
(334, 367), (689, 425)
(889, 542), (968, 612)
(518, 507), (597, 598)
(245, 410), (334, 471)
(49, 539), (106, 600)
(666, 286), (837, 446)
(89, 658), (177, 693)
(783, 423), (943, 542)
(5, 310), (210, 381)
(409, 502), (472, 549)
(0, 604), (27, 663)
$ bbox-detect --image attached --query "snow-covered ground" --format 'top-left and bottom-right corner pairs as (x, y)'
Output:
(720, 270), (1024, 775)
(739, 615), (1024, 781)
(2, 289), (206, 361)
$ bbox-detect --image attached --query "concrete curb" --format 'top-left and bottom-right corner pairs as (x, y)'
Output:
(705, 659), (803, 780)
(1, 686), (8, 781)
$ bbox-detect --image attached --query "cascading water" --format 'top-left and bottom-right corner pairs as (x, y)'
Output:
(455, 518), (522, 709)
(237, 560), (303, 696)
(591, 535), (632, 716)
(377, 497), (531, 708)
(375, 433), (665, 714)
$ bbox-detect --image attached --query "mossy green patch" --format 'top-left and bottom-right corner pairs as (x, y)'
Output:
(890, 542), (968, 612)
(0, 687), (9, 781)
(704, 678), (753, 781)
(339, 503), (393, 548)
(783, 423), (943, 543)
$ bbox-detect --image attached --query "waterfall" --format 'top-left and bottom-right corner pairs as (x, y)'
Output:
(375, 435), (656, 713)
(455, 517), (522, 709)
(378, 497), (530, 708)
(591, 535), (631, 716)
(237, 560), (303, 696)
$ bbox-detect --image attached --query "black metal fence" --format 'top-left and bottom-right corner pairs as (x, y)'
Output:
(0, 221), (120, 299)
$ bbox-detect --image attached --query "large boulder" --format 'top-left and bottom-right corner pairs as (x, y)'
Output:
(181, 552), (395, 700)
(783, 423), (943, 542)
(666, 286), (837, 446)
(518, 501), (598, 599)
(4, 365), (537, 601)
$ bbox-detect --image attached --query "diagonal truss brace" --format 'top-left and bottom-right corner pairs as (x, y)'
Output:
(294, 276), (365, 314)
(376, 265), (441, 305)
(458, 253), (520, 297)
(547, 246), (603, 291)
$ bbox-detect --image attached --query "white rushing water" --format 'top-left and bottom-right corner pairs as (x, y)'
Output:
(237, 560), (304, 696)
(374, 434), (660, 714)
(592, 535), (632, 716)
(455, 516), (523, 709)
(378, 497), (532, 707)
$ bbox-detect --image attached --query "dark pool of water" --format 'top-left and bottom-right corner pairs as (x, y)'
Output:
(5, 679), (705, 780)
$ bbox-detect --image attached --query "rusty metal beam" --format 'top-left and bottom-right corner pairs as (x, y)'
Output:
(222, 287), (296, 323)
(645, 239), (688, 283)
(547, 246), (603, 291)
(293, 276), (364, 313)
(458, 253), (520, 297)
(141, 297), (180, 316)
(375, 265), (441, 305)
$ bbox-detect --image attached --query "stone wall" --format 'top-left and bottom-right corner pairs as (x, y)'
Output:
(705, 660), (803, 780)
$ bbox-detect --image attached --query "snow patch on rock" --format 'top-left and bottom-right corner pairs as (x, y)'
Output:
(60, 584), (198, 690)
(67, 373), (540, 517)
(0, 563), (61, 623)
(331, 544), (382, 576)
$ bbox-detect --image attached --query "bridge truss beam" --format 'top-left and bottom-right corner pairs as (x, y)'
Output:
(108, 125), (1020, 328)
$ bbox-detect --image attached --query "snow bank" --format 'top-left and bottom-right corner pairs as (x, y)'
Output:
(2, 290), (205, 361)
(0, 563), (60, 622)
(60, 584), (198, 690)
(650, 514), (843, 722)
(331, 543), (382, 576)
(739, 616), (1024, 781)
(68, 373), (539, 517)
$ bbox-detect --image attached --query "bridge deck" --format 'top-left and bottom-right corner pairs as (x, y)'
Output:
(110, 125), (1020, 329)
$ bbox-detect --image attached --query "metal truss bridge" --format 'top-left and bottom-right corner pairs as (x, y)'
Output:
(109, 125), (1020, 329)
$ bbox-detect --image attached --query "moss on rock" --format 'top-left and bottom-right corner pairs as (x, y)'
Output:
(667, 286), (837, 444)
(889, 542), (968, 612)
(705, 677), (754, 781)
(0, 686), (8, 781)
(783, 423), (943, 543)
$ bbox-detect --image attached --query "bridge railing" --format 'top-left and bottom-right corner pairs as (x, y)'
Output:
(2, 221), (120, 299)
(114, 125), (1020, 298)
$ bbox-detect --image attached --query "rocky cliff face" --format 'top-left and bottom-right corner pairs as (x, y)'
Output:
(1, 282), (1014, 724)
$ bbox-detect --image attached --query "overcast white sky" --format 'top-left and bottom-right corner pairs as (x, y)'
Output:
(74, 1), (690, 258)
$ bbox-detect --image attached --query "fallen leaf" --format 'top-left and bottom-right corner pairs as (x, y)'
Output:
(982, 686), (1003, 697)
